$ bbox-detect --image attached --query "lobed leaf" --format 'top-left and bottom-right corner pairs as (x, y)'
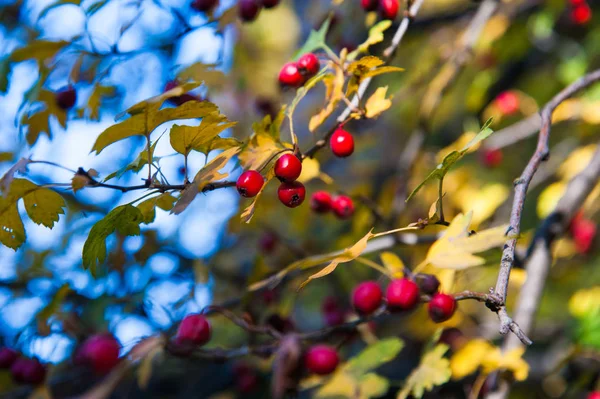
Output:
(397, 344), (451, 399)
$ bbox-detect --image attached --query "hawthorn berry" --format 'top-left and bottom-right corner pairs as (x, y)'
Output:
(322, 296), (345, 326)
(310, 191), (333, 213)
(415, 273), (440, 295)
(571, 216), (596, 254)
(78, 334), (121, 374)
(191, 0), (218, 12)
(55, 86), (77, 110)
(495, 91), (519, 116)
(332, 195), (355, 219)
(428, 293), (457, 323)
(275, 153), (302, 182)
(480, 148), (503, 168)
(259, 232), (278, 253)
(572, 3), (592, 25)
(361, 0), (378, 11)
(10, 358), (46, 385)
(379, 0), (399, 20)
(237, 170), (264, 198)
(279, 62), (304, 88)
(330, 128), (354, 158)
(0, 348), (18, 369)
(297, 53), (320, 77)
(176, 314), (212, 346)
(261, 0), (280, 8)
(305, 345), (339, 375)
(238, 0), (261, 22)
(277, 181), (306, 208)
(233, 363), (259, 393)
(587, 392), (600, 399)
(386, 278), (420, 311)
(352, 281), (383, 315)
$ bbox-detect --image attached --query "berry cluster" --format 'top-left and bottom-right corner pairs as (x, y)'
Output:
(360, 0), (399, 20)
(191, 0), (281, 22)
(310, 191), (355, 219)
(570, 0), (592, 25)
(0, 347), (46, 386)
(279, 53), (320, 88)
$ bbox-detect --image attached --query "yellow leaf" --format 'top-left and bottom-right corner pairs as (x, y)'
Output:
(348, 20), (392, 60)
(238, 132), (285, 171)
(11, 40), (68, 63)
(581, 101), (600, 124)
(298, 157), (321, 183)
(347, 56), (385, 75)
(309, 64), (345, 132)
(480, 347), (529, 381)
(169, 113), (237, 156)
(397, 344), (451, 399)
(455, 184), (509, 226)
(365, 86), (392, 119)
(240, 169), (275, 224)
(569, 286), (600, 318)
(450, 339), (493, 380)
(537, 182), (566, 219)
(380, 252), (405, 278)
(558, 144), (598, 180)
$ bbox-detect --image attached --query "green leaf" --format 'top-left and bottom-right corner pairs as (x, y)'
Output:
(0, 57), (10, 94)
(103, 140), (158, 182)
(169, 113), (237, 156)
(82, 205), (144, 274)
(293, 17), (331, 60)
(120, 81), (202, 117)
(345, 338), (405, 377)
(92, 100), (218, 154)
(10, 40), (68, 63)
(177, 64), (226, 88)
(87, 84), (116, 121)
(137, 193), (176, 224)
(22, 89), (68, 145)
(23, 185), (66, 228)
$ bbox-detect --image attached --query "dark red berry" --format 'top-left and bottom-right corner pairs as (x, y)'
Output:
(495, 91), (519, 115)
(332, 195), (355, 219)
(78, 334), (121, 374)
(238, 0), (261, 22)
(587, 392), (600, 399)
(277, 181), (306, 208)
(191, 0), (218, 11)
(297, 53), (320, 77)
(274, 153), (302, 182)
(379, 0), (399, 20)
(428, 293), (457, 323)
(361, 0), (378, 11)
(10, 358), (46, 385)
(352, 281), (383, 315)
(0, 348), (18, 369)
(572, 3), (592, 25)
(305, 345), (339, 375)
(55, 86), (77, 110)
(330, 128), (354, 157)
(480, 148), (503, 168)
(176, 314), (211, 346)
(278, 62), (304, 88)
(415, 274), (440, 295)
(386, 278), (420, 311)
(310, 191), (333, 213)
(322, 297), (345, 326)
(237, 170), (264, 198)
(259, 232), (277, 253)
(236, 371), (259, 393)
(261, 0), (279, 8)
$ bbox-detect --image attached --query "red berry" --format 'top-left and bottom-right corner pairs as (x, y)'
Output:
(332, 195), (355, 219)
(428, 293), (457, 323)
(78, 334), (121, 374)
(495, 91), (519, 115)
(415, 274), (440, 295)
(305, 345), (339, 375)
(259, 232), (277, 253)
(191, 0), (218, 11)
(274, 153), (302, 182)
(278, 62), (304, 88)
(352, 281), (383, 315)
(587, 392), (600, 399)
(386, 278), (420, 311)
(572, 3), (592, 25)
(55, 86), (77, 110)
(310, 191), (333, 213)
(0, 348), (18, 369)
(330, 128), (354, 158)
(379, 0), (399, 20)
(571, 217), (596, 254)
(480, 148), (503, 168)
(10, 358), (46, 385)
(238, 0), (261, 22)
(361, 0), (378, 11)
(176, 314), (212, 346)
(297, 53), (320, 77)
(236, 371), (259, 393)
(261, 0), (279, 8)
(322, 297), (345, 326)
(237, 170), (264, 198)
(277, 181), (306, 208)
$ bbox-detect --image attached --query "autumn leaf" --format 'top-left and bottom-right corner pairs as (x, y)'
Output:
(348, 20), (392, 61)
(238, 122), (286, 171)
(309, 62), (345, 132)
(103, 140), (159, 182)
(177, 63), (226, 88)
(240, 169), (275, 224)
(346, 57), (403, 97)
(450, 339), (492, 380)
(122, 81), (203, 117)
(137, 193), (177, 224)
(22, 89), (68, 145)
(87, 84), (116, 121)
(169, 113), (236, 156)
(397, 344), (451, 399)
(380, 252), (405, 278)
(365, 86), (392, 118)
(569, 286), (600, 318)
(10, 40), (68, 63)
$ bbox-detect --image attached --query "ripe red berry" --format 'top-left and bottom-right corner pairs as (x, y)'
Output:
(191, 0), (218, 11)
(310, 191), (333, 213)
(352, 281), (383, 315)
(428, 293), (457, 323)
(571, 217), (597, 254)
(379, 0), (399, 20)
(415, 274), (440, 295)
(386, 278), (420, 311)
(277, 181), (306, 208)
(78, 334), (121, 374)
(237, 170), (264, 198)
(587, 392), (600, 399)
(176, 314), (211, 346)
(480, 148), (503, 168)
(297, 53), (320, 77)
(10, 358), (46, 385)
(55, 86), (77, 110)
(361, 0), (378, 11)
(261, 0), (279, 8)
(278, 62), (305, 88)
(275, 153), (302, 182)
(330, 128), (354, 158)
(305, 345), (339, 375)
(332, 195), (355, 219)
(0, 348), (18, 369)
(238, 0), (261, 22)
(495, 91), (519, 115)
(572, 3), (592, 25)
